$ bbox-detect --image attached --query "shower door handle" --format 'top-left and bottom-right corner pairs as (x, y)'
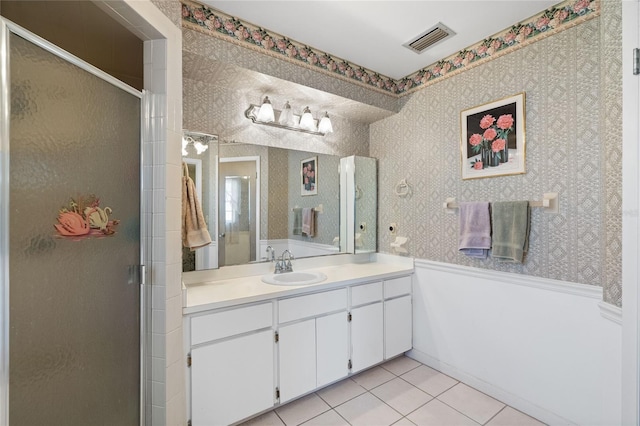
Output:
(219, 233), (225, 238)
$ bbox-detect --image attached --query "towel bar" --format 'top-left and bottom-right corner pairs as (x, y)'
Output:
(443, 192), (558, 213)
(291, 204), (324, 214)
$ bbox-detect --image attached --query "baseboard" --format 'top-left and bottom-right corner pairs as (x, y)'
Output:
(406, 348), (576, 426)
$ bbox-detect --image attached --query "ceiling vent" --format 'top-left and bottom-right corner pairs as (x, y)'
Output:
(403, 23), (455, 54)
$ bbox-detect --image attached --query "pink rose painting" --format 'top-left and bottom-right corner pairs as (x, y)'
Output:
(461, 93), (525, 179)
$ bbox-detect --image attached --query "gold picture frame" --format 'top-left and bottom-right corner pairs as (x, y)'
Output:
(460, 92), (526, 180)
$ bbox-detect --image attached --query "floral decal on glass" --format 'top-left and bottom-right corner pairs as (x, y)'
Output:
(181, 0), (598, 96)
(54, 194), (120, 240)
(461, 93), (526, 180)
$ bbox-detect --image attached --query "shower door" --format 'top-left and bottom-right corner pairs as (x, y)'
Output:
(2, 24), (142, 425)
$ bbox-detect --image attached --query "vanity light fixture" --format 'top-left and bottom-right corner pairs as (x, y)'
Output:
(256, 96), (275, 123)
(299, 106), (316, 132)
(278, 101), (295, 127)
(244, 100), (333, 136)
(318, 112), (333, 134)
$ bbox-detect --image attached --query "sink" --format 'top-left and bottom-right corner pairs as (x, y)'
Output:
(261, 271), (328, 286)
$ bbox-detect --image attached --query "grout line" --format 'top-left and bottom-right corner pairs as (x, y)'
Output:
(484, 405), (508, 425)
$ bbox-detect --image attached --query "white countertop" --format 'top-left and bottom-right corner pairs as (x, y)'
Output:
(182, 253), (414, 314)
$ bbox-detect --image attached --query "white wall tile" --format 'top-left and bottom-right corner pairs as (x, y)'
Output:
(165, 327), (183, 367)
(152, 284), (166, 310)
(152, 356), (167, 383)
(152, 405), (167, 426)
(152, 332), (166, 358)
(152, 261), (167, 287)
(165, 295), (181, 333)
(166, 391), (186, 426)
(152, 308), (166, 334)
(152, 380), (166, 407)
(166, 360), (184, 400)
(166, 262), (183, 299)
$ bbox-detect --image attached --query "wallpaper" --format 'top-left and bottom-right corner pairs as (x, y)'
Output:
(371, 1), (622, 306)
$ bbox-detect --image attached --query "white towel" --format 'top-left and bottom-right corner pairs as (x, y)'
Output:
(182, 162), (212, 250)
(458, 201), (491, 259)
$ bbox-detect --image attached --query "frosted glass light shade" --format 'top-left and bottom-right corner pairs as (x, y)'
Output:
(182, 137), (189, 156)
(193, 141), (208, 155)
(299, 106), (316, 131)
(278, 101), (295, 127)
(318, 112), (333, 134)
(256, 96), (275, 123)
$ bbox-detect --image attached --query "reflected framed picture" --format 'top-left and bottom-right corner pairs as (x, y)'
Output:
(301, 156), (317, 196)
(460, 92), (526, 180)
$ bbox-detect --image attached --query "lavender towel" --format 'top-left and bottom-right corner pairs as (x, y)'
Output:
(458, 202), (491, 259)
(491, 201), (530, 263)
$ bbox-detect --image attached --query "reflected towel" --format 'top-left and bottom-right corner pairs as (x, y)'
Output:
(302, 207), (315, 237)
(182, 162), (212, 250)
(491, 201), (530, 263)
(293, 208), (302, 235)
(458, 202), (491, 259)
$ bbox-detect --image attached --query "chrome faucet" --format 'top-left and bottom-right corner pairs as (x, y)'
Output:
(274, 249), (294, 274)
(266, 245), (275, 262)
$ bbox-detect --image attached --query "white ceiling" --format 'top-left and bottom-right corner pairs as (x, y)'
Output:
(201, 0), (560, 80)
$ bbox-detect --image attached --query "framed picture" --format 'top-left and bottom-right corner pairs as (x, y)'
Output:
(301, 156), (317, 196)
(460, 92), (526, 180)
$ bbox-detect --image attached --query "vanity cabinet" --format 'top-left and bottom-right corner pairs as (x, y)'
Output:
(185, 272), (413, 425)
(384, 276), (413, 358)
(188, 302), (275, 426)
(278, 288), (349, 403)
(350, 282), (384, 373)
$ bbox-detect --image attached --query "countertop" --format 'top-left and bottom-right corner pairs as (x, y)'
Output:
(182, 253), (414, 314)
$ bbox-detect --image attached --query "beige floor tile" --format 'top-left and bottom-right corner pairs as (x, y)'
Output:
(407, 399), (480, 426)
(239, 410), (285, 426)
(400, 365), (458, 397)
(317, 379), (367, 407)
(381, 356), (422, 376)
(371, 377), (433, 415)
(301, 409), (350, 426)
(351, 366), (396, 390)
(275, 393), (331, 426)
(438, 383), (505, 424)
(335, 392), (403, 426)
(392, 418), (417, 426)
(486, 407), (546, 426)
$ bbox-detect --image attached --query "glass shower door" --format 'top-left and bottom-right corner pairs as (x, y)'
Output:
(7, 30), (141, 425)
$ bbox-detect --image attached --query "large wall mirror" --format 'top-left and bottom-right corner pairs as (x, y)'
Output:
(182, 133), (377, 273)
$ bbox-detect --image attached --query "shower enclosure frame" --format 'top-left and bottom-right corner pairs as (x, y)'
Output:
(0, 17), (150, 425)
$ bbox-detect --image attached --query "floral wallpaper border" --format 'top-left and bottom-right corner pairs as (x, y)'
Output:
(181, 0), (599, 97)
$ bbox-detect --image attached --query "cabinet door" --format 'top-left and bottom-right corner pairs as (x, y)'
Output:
(191, 330), (274, 426)
(350, 303), (384, 373)
(385, 296), (412, 359)
(279, 319), (316, 403)
(317, 312), (349, 387)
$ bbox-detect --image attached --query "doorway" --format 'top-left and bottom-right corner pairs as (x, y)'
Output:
(218, 157), (260, 267)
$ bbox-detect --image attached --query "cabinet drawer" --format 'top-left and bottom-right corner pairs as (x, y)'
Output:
(384, 275), (412, 299)
(351, 281), (382, 307)
(279, 288), (347, 323)
(191, 302), (273, 345)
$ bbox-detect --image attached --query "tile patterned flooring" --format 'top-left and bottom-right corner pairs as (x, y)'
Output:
(240, 356), (545, 426)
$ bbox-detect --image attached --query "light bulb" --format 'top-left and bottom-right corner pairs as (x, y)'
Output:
(299, 106), (316, 131)
(182, 137), (189, 156)
(278, 101), (295, 127)
(256, 96), (275, 123)
(318, 112), (333, 134)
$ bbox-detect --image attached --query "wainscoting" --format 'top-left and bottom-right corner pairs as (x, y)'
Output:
(409, 259), (621, 425)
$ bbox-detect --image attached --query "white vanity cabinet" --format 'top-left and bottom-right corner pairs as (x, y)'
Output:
(383, 276), (413, 358)
(278, 288), (349, 403)
(188, 302), (275, 426)
(184, 271), (413, 425)
(350, 281), (384, 373)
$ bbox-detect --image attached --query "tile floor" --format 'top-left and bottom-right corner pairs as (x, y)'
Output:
(240, 356), (545, 426)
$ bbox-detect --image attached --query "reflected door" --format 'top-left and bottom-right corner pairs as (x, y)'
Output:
(218, 160), (257, 267)
(8, 31), (141, 424)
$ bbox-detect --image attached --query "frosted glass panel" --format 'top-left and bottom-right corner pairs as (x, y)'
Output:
(9, 33), (141, 425)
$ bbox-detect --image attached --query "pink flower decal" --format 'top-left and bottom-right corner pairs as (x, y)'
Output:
(224, 20), (235, 33)
(492, 139), (506, 153)
(473, 162), (484, 170)
(496, 114), (514, 130)
(573, 0), (589, 14)
(54, 211), (90, 236)
(276, 39), (287, 52)
(469, 134), (483, 146)
(479, 114), (496, 130)
(182, 5), (190, 18)
(193, 9), (205, 22)
(483, 128), (497, 141)
(535, 16), (550, 30)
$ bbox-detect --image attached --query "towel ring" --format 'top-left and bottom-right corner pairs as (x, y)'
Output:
(395, 179), (411, 197)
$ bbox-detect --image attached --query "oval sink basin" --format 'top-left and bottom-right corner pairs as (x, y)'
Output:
(261, 271), (328, 286)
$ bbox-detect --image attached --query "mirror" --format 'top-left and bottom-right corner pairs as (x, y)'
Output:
(340, 155), (378, 254)
(181, 135), (377, 273)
